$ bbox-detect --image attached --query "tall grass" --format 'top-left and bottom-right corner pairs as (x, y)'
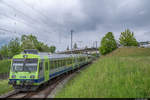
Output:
(109, 47), (150, 57)
(0, 60), (11, 73)
(0, 80), (13, 95)
(55, 48), (150, 98)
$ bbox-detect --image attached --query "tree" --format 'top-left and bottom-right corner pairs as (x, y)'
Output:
(21, 34), (38, 50)
(37, 42), (49, 52)
(8, 38), (21, 57)
(119, 29), (138, 46)
(0, 38), (21, 59)
(49, 46), (56, 53)
(73, 43), (78, 50)
(99, 32), (117, 55)
(0, 34), (57, 59)
(0, 44), (9, 59)
(21, 34), (56, 52)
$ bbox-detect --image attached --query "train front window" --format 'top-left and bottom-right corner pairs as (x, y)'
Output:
(24, 59), (38, 72)
(13, 63), (24, 72)
(12, 59), (38, 72)
(12, 59), (24, 72)
(24, 63), (37, 72)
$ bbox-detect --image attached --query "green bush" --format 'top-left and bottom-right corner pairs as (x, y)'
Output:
(0, 35), (57, 59)
(119, 29), (138, 46)
(0, 38), (21, 59)
(0, 60), (11, 73)
(0, 80), (13, 95)
(99, 32), (117, 55)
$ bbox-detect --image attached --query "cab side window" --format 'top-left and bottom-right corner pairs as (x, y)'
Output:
(39, 62), (43, 72)
(45, 62), (48, 70)
(50, 60), (53, 69)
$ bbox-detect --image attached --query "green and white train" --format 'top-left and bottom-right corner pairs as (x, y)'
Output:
(8, 49), (93, 91)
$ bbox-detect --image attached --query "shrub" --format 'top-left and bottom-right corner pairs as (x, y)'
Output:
(99, 32), (117, 55)
(119, 29), (138, 46)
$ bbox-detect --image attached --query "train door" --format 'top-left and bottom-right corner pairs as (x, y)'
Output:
(44, 58), (49, 81)
(39, 60), (44, 80)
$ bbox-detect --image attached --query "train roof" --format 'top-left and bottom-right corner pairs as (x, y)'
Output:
(38, 53), (88, 59)
(21, 51), (89, 59)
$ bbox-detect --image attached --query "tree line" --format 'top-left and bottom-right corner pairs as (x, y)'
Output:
(99, 29), (139, 55)
(0, 34), (56, 59)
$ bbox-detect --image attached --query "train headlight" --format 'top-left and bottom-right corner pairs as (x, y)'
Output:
(12, 75), (16, 78)
(30, 75), (35, 79)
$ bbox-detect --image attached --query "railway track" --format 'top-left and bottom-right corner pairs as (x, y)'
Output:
(5, 75), (68, 98)
(1, 61), (93, 98)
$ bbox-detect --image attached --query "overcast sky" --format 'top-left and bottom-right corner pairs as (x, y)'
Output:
(0, 0), (150, 51)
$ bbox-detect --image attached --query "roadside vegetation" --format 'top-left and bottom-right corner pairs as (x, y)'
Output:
(119, 29), (138, 46)
(99, 32), (117, 55)
(0, 34), (56, 60)
(56, 47), (150, 98)
(0, 60), (11, 73)
(0, 80), (13, 95)
(99, 29), (138, 55)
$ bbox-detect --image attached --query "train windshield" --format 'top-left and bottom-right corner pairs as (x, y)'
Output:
(12, 59), (38, 72)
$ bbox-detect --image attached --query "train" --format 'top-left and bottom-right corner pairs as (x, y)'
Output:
(8, 49), (94, 91)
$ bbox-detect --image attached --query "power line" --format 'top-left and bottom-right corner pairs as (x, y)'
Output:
(23, 0), (60, 32)
(0, 27), (21, 36)
(21, 0), (60, 35)
(22, 0), (49, 21)
(1, 14), (38, 35)
(0, 27), (12, 33)
(0, 0), (59, 43)
(1, 0), (53, 34)
(1, 0), (39, 24)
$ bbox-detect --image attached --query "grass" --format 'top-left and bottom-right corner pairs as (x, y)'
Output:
(109, 47), (150, 57)
(55, 47), (150, 98)
(0, 60), (13, 96)
(0, 60), (11, 73)
(0, 80), (13, 96)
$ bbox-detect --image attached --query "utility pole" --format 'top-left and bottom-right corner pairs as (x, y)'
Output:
(96, 41), (97, 49)
(71, 30), (74, 50)
(93, 41), (97, 48)
(96, 41), (98, 55)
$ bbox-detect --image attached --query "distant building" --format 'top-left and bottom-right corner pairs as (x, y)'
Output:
(139, 41), (150, 48)
(57, 47), (99, 54)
